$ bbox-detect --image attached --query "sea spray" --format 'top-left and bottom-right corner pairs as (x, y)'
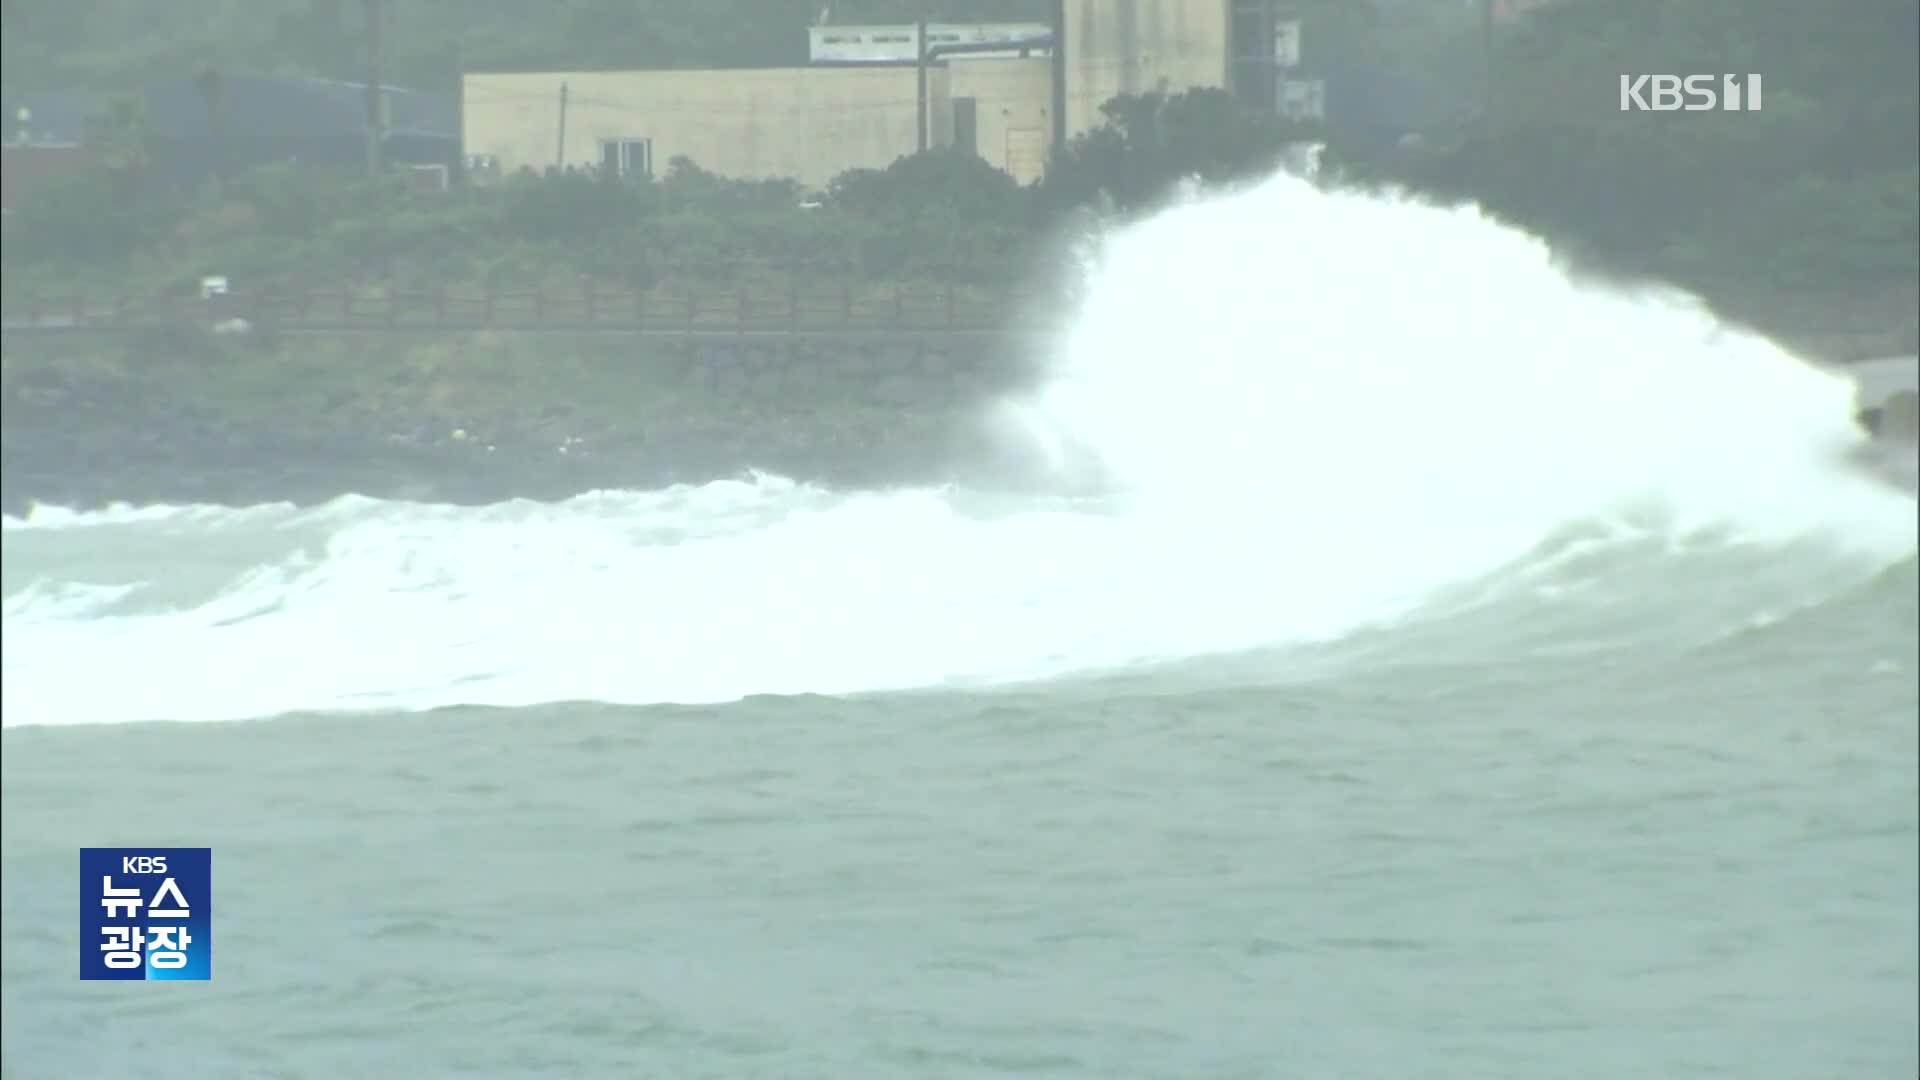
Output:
(5, 170), (1913, 726)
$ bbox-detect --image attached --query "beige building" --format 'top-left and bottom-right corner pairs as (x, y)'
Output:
(1060, 0), (1231, 139)
(946, 56), (1055, 185)
(464, 65), (951, 189)
(462, 2), (1245, 189)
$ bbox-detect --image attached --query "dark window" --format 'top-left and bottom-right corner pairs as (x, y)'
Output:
(598, 138), (652, 179)
(953, 97), (978, 156)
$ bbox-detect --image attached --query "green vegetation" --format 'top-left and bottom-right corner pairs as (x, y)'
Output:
(3, 0), (1913, 313)
(1335, 0), (1918, 295)
(1, 87), (1318, 304)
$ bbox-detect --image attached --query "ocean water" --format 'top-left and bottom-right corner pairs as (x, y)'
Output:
(3, 172), (1916, 1079)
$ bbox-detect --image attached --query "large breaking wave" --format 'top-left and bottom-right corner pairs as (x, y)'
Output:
(4, 171), (1914, 726)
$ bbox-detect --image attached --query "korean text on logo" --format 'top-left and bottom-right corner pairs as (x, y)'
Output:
(80, 848), (212, 981)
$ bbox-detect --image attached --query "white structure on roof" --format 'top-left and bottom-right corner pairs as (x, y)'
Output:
(808, 23), (1053, 64)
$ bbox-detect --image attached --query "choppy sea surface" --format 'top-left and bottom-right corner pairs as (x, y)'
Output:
(5, 171), (1917, 1079)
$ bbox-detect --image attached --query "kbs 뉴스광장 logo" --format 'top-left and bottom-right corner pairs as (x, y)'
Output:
(79, 848), (212, 981)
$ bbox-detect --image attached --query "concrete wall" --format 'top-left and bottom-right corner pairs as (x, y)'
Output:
(947, 58), (1055, 185)
(464, 67), (952, 189)
(1061, 0), (1231, 139)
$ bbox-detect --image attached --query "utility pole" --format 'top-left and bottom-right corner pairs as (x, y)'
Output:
(1481, 0), (1496, 123)
(364, 0), (383, 177)
(1048, 0), (1066, 161)
(452, 39), (464, 186)
(556, 81), (569, 169)
(915, 9), (929, 153)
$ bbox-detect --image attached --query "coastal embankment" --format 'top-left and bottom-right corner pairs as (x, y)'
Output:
(2, 282), (1915, 514)
(0, 327), (1042, 513)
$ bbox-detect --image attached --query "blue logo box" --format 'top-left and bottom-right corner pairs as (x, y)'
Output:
(79, 848), (212, 981)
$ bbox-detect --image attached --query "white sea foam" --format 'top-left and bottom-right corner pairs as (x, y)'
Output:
(4, 171), (1913, 726)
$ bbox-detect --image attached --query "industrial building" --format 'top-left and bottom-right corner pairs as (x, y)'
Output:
(460, 0), (1320, 189)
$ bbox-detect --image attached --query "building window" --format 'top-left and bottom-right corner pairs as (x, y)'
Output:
(1278, 79), (1325, 121)
(404, 163), (450, 192)
(599, 137), (653, 179)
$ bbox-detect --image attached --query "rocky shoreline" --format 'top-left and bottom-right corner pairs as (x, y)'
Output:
(0, 328), (1039, 515)
(4, 295), (1915, 515)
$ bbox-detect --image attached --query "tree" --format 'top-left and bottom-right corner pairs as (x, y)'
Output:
(1343, 0), (1918, 289)
(1041, 88), (1317, 213)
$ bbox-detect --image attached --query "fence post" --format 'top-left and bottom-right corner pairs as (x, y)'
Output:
(945, 274), (957, 327)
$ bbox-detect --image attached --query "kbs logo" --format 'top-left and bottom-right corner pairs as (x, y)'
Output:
(79, 848), (212, 981)
(1619, 74), (1763, 112)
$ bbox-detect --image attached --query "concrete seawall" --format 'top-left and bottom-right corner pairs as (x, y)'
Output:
(3, 325), (1916, 513)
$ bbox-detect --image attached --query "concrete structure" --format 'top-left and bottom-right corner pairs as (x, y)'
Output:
(463, 66), (952, 188)
(463, 2), (1261, 186)
(947, 58), (1055, 184)
(1060, 0), (1231, 139)
(1229, 1), (1325, 122)
(809, 23), (1052, 64)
